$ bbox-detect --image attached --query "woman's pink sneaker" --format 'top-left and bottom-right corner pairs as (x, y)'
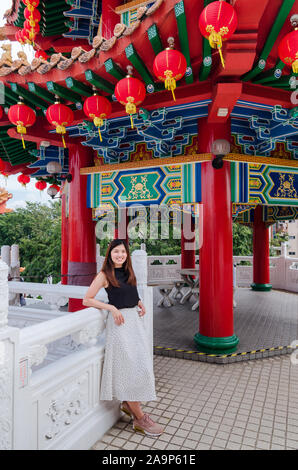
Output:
(133, 413), (164, 437)
(120, 401), (135, 419)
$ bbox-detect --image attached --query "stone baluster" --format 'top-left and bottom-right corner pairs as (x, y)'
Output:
(0, 259), (8, 328)
(132, 249), (153, 361)
(1, 245), (11, 272)
(10, 245), (20, 281)
(0, 259), (20, 450)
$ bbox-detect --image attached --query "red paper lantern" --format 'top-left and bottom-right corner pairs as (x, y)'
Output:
(22, 0), (40, 11)
(24, 19), (40, 33)
(35, 180), (47, 191)
(20, 28), (32, 45)
(35, 50), (48, 61)
(83, 94), (112, 142)
(0, 106), (3, 120)
(17, 174), (30, 187)
(114, 66), (146, 129)
(8, 102), (36, 149)
(199, 0), (237, 68)
(24, 7), (41, 27)
(15, 30), (24, 44)
(0, 158), (5, 173)
(278, 30), (298, 73)
(46, 102), (74, 148)
(153, 39), (187, 101)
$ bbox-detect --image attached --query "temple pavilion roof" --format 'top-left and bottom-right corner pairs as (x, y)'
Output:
(0, 0), (298, 182)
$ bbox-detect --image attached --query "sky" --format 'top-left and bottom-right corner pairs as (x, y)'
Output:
(0, 0), (51, 210)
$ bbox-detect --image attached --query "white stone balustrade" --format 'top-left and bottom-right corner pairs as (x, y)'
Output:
(114, 245), (297, 294)
(0, 250), (153, 450)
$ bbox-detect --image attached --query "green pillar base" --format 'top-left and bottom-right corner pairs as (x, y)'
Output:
(251, 283), (272, 292)
(194, 333), (239, 355)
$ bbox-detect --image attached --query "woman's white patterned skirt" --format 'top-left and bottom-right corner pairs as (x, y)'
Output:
(100, 306), (157, 402)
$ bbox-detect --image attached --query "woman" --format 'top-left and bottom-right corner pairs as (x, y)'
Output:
(83, 239), (164, 437)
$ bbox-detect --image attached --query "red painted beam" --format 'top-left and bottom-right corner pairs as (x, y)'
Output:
(7, 123), (82, 148)
(208, 82), (242, 124)
(216, 0), (271, 78)
(241, 82), (292, 108)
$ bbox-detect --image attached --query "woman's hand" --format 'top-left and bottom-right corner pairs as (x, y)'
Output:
(138, 300), (146, 317)
(110, 306), (125, 326)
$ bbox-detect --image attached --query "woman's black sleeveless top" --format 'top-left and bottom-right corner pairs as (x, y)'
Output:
(105, 266), (140, 309)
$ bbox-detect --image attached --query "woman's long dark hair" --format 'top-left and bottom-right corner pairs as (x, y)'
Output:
(101, 239), (137, 288)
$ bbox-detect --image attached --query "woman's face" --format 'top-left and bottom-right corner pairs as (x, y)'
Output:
(110, 244), (127, 267)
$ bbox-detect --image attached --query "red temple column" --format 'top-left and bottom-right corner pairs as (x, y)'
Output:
(101, 1), (122, 40)
(194, 117), (239, 354)
(251, 205), (272, 291)
(68, 145), (97, 312)
(61, 182), (69, 285)
(181, 211), (195, 269)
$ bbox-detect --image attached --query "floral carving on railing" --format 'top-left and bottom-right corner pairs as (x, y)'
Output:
(44, 372), (89, 442)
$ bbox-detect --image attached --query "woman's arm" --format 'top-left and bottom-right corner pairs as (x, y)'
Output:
(137, 298), (146, 316)
(83, 272), (113, 312)
(83, 271), (125, 326)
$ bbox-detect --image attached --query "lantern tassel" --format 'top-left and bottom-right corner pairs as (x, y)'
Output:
(218, 46), (225, 69)
(56, 125), (67, 148)
(208, 31), (225, 68)
(164, 71), (176, 102)
(126, 101), (137, 129)
(93, 117), (104, 142)
(292, 60), (298, 74)
(17, 124), (26, 149)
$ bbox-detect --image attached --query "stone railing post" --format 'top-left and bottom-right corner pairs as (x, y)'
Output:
(281, 242), (288, 259)
(131, 250), (153, 361)
(0, 259), (20, 450)
(1, 245), (21, 306)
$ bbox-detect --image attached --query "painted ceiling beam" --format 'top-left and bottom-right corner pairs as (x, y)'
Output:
(242, 0), (296, 82)
(147, 24), (163, 55)
(125, 43), (156, 87)
(85, 69), (115, 94)
(198, 0), (213, 82)
(253, 60), (285, 85)
(47, 81), (82, 104)
(65, 77), (94, 97)
(104, 59), (126, 81)
(175, 0), (193, 84)
(9, 83), (48, 112)
(27, 82), (57, 104)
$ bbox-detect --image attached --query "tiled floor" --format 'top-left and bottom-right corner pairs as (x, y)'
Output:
(92, 287), (298, 450)
(153, 287), (298, 360)
(92, 354), (298, 450)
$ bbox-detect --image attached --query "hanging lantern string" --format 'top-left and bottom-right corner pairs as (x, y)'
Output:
(207, 28), (225, 68)
(55, 125), (67, 148)
(164, 70), (176, 101)
(126, 99), (136, 129)
(17, 123), (26, 149)
(93, 117), (104, 142)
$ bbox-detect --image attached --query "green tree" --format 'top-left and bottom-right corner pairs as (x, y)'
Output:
(270, 231), (289, 256)
(232, 222), (253, 256)
(0, 201), (62, 283)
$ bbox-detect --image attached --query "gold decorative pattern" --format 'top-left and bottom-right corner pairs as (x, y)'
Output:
(80, 153), (213, 175)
